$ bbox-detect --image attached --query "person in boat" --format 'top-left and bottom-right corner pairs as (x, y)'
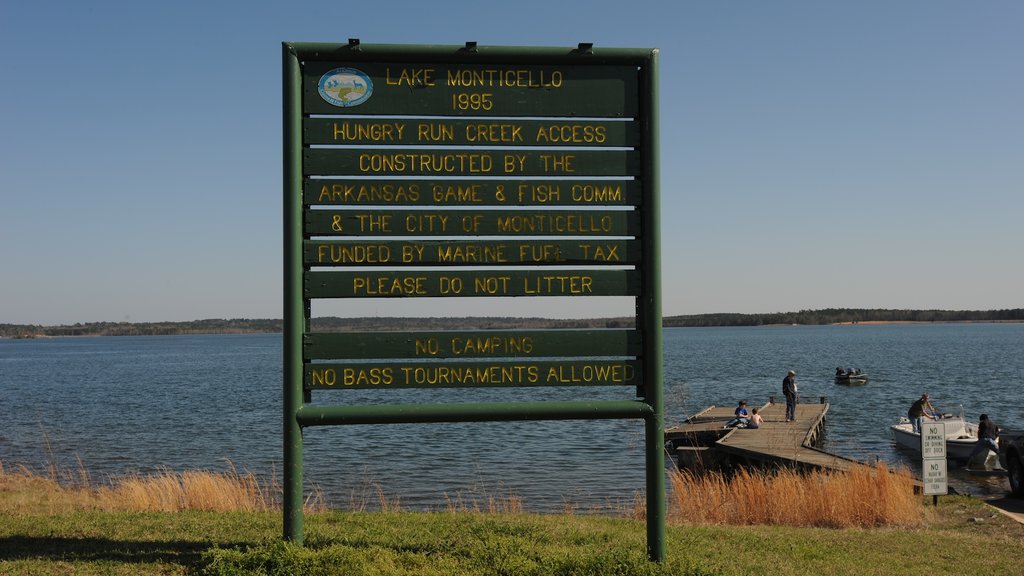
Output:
(748, 407), (763, 429)
(967, 414), (1000, 464)
(783, 370), (798, 422)
(835, 367), (844, 377)
(908, 393), (937, 434)
(728, 400), (751, 427)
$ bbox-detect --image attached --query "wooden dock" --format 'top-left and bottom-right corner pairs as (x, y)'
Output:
(665, 400), (864, 473)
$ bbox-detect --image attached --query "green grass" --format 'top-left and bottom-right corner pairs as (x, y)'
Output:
(1, 496), (1021, 575)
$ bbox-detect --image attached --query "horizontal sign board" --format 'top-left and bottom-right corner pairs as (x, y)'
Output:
(305, 360), (642, 389)
(922, 459), (948, 496)
(305, 209), (639, 237)
(304, 239), (639, 266)
(304, 149), (640, 177)
(303, 179), (641, 207)
(921, 421), (947, 460)
(302, 62), (638, 117)
(304, 118), (639, 147)
(304, 269), (640, 298)
(304, 329), (641, 360)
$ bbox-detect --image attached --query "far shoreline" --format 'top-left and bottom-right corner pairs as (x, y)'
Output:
(3, 319), (1024, 340)
(3, 308), (1022, 338)
(831, 319), (1024, 325)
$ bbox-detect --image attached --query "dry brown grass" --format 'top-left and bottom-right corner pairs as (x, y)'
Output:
(667, 462), (924, 528)
(4, 456), (924, 527)
(0, 460), (320, 514)
(94, 466), (273, 512)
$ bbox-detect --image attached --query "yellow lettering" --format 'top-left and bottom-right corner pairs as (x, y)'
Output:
(446, 68), (564, 88)
(473, 275), (510, 294)
(358, 153), (494, 174)
(571, 184), (622, 203)
(496, 214), (614, 234)
(437, 243), (507, 263)
(386, 67), (436, 86)
(351, 275), (427, 296)
(432, 183), (482, 203)
(466, 123), (523, 143)
(404, 213), (448, 233)
(534, 124), (607, 144)
(539, 154), (575, 173)
(417, 123), (455, 142)
(449, 336), (534, 356)
(517, 244), (564, 263)
(332, 122), (405, 142)
(342, 367), (393, 386)
(310, 368), (336, 387)
(315, 243), (392, 264)
(516, 183), (561, 203)
(396, 364), (539, 386)
(544, 363), (636, 384)
(522, 275), (594, 295)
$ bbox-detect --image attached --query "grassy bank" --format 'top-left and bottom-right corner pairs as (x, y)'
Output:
(2, 500), (1021, 575)
(2, 463), (1021, 575)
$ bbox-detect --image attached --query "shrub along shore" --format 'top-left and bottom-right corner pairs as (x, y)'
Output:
(1, 461), (1021, 575)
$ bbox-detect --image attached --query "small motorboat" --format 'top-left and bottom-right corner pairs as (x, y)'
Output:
(834, 368), (868, 385)
(890, 407), (993, 464)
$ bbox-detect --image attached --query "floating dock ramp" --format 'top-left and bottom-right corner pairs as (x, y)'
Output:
(665, 399), (864, 472)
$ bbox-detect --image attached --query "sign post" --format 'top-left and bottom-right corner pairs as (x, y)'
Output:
(921, 421), (948, 503)
(283, 41), (662, 560)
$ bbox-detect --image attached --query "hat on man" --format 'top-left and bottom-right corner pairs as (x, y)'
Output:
(787, 370), (796, 376)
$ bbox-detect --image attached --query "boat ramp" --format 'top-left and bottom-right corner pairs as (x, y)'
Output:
(665, 398), (864, 473)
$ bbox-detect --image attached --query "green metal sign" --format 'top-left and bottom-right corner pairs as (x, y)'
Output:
(283, 41), (663, 561)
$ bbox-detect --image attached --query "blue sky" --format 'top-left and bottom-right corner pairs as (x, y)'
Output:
(1, 1), (1021, 324)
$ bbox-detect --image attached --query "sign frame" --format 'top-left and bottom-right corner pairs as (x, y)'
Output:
(283, 41), (662, 560)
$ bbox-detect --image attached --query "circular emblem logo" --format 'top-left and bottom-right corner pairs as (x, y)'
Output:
(318, 68), (373, 107)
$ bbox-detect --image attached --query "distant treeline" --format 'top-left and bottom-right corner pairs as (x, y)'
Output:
(2, 308), (1021, 338)
(663, 308), (1024, 327)
(0, 318), (282, 338)
(0, 316), (622, 338)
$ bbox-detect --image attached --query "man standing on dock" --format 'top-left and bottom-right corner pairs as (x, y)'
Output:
(783, 369), (798, 421)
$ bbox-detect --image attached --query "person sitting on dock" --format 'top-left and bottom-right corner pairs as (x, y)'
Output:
(966, 414), (1000, 468)
(727, 400), (751, 427)
(748, 407), (763, 429)
(908, 393), (937, 434)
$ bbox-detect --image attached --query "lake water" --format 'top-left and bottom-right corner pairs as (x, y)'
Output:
(1, 323), (1021, 511)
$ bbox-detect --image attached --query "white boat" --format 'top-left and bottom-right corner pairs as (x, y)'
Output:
(890, 408), (990, 463)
